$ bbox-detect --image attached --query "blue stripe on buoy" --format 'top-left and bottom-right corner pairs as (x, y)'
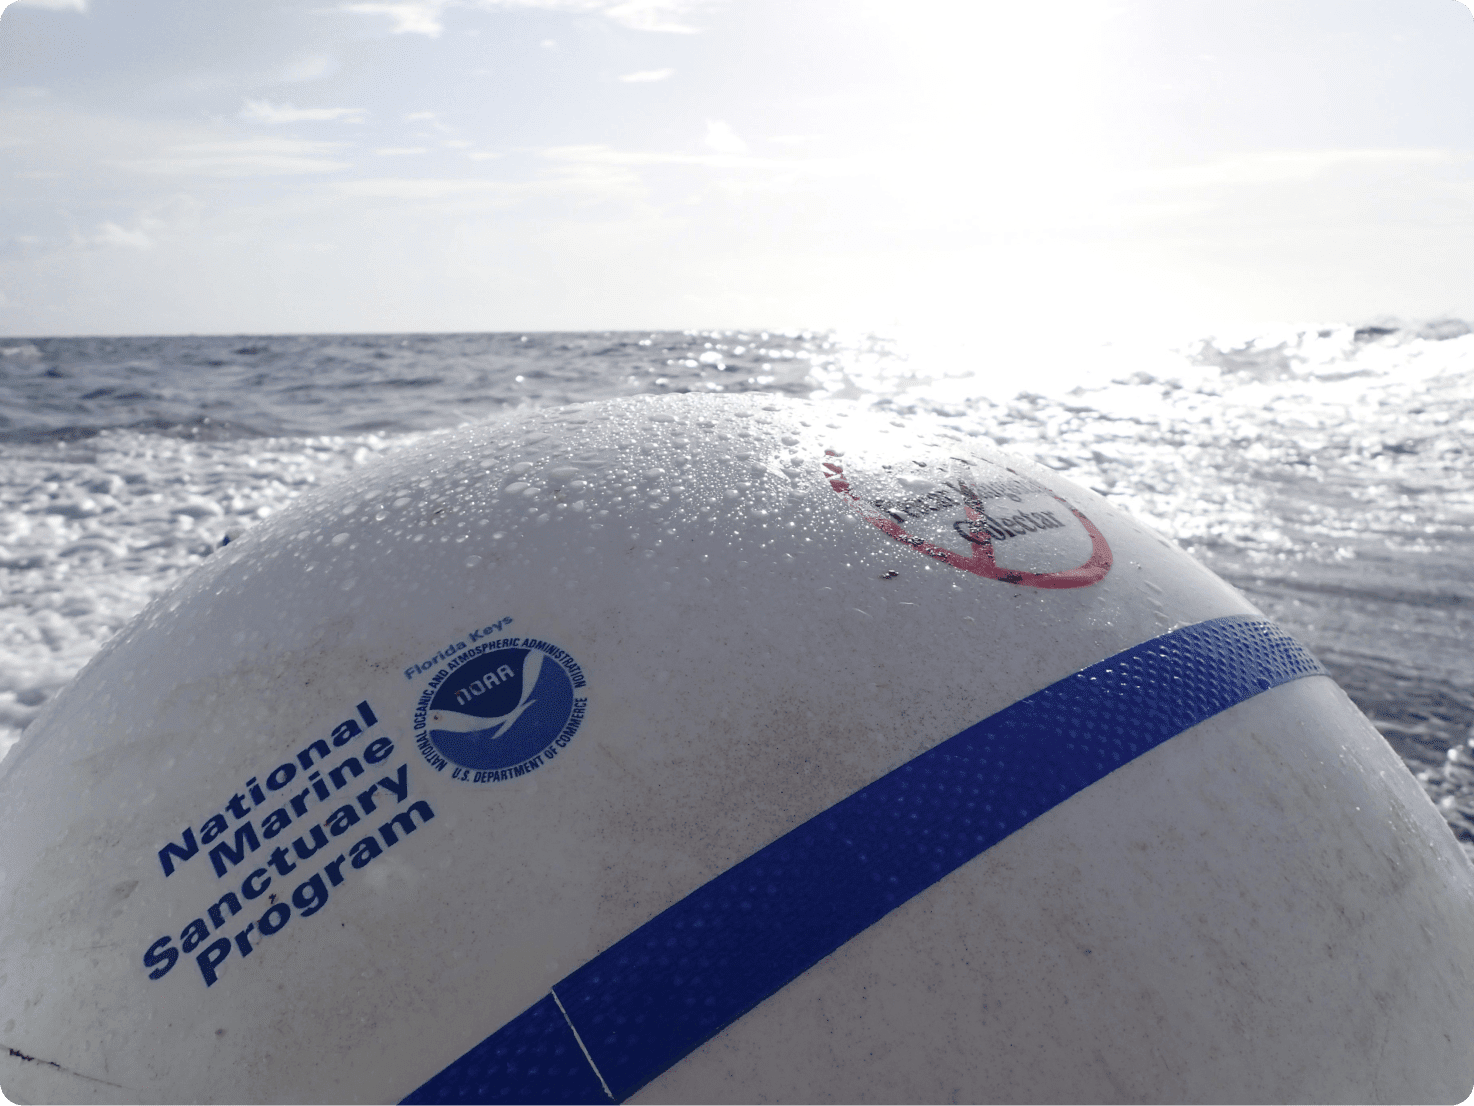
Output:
(402, 615), (1325, 1105)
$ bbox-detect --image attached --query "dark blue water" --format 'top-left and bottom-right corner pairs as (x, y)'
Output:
(0, 331), (853, 441)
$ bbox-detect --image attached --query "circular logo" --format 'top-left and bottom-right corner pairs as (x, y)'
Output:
(411, 636), (587, 784)
(823, 449), (1112, 589)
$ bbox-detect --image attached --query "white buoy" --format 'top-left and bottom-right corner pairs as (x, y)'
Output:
(1, 394), (1472, 1104)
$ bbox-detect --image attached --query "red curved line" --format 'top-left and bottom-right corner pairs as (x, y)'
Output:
(827, 463), (1112, 590)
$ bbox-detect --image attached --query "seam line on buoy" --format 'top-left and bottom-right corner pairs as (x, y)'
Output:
(550, 985), (615, 1102)
(400, 614), (1327, 1105)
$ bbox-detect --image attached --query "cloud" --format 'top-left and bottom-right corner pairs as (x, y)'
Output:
(275, 55), (340, 83)
(338, 1), (449, 36)
(64, 198), (205, 254)
(121, 137), (350, 177)
(336, 178), (509, 199)
(600, 0), (701, 33)
(93, 222), (152, 249)
(537, 141), (800, 172)
(1124, 149), (1460, 192)
(3, 0), (88, 11)
(240, 99), (366, 124)
(333, 149), (675, 206)
(375, 146), (429, 155)
(703, 119), (746, 155)
(336, 0), (718, 38)
(403, 110), (451, 133)
(619, 68), (674, 83)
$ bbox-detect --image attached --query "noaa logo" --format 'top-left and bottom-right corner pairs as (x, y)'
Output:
(411, 636), (588, 784)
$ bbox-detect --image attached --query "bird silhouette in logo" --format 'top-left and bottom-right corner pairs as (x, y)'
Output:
(429, 651), (544, 744)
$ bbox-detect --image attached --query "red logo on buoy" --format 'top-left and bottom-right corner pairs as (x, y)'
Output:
(823, 451), (1112, 589)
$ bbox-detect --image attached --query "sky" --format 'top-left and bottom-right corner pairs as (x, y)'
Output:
(1, 0), (1473, 339)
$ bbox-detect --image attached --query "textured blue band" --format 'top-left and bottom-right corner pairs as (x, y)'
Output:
(402, 615), (1325, 1105)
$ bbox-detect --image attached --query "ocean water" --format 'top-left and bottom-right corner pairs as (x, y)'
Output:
(2, 325), (1473, 856)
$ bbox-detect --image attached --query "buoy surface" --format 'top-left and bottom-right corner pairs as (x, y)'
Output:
(0, 394), (1471, 1104)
